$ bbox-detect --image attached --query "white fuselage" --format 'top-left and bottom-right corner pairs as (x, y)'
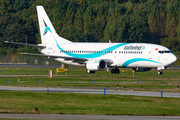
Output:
(40, 42), (177, 69)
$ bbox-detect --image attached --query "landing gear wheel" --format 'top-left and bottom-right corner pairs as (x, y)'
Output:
(111, 69), (115, 74)
(158, 70), (163, 75)
(116, 69), (120, 74)
(111, 68), (120, 74)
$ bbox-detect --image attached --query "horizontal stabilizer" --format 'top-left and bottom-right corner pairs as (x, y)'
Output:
(4, 41), (46, 48)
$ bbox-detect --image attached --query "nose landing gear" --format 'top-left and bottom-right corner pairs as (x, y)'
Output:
(158, 70), (163, 75)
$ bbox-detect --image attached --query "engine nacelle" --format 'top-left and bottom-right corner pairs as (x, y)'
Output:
(86, 60), (107, 71)
(132, 67), (152, 72)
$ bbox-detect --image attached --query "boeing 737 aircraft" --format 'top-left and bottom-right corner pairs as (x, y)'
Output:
(5, 6), (177, 75)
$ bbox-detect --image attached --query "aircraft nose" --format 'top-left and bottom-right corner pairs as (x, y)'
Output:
(171, 54), (177, 64)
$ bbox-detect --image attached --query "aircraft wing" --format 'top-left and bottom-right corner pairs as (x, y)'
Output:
(20, 53), (114, 65)
(4, 41), (46, 48)
(20, 53), (88, 61)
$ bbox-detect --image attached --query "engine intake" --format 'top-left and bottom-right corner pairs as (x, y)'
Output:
(86, 60), (107, 71)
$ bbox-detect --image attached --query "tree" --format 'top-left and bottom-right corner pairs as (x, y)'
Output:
(166, 0), (180, 38)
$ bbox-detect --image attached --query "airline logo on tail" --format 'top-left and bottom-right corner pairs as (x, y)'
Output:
(43, 20), (52, 36)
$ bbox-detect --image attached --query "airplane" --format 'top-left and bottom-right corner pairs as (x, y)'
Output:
(5, 6), (177, 75)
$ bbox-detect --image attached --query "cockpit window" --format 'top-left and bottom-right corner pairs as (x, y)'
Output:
(159, 51), (164, 54)
(164, 51), (170, 53)
(159, 50), (172, 54)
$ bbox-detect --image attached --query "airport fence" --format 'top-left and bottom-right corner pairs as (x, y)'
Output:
(0, 55), (62, 65)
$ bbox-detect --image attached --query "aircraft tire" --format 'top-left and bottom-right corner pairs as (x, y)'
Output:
(158, 70), (163, 75)
(111, 69), (115, 74)
(111, 68), (120, 74)
(116, 69), (120, 74)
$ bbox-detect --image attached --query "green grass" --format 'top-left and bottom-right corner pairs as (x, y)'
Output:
(0, 67), (180, 92)
(0, 90), (180, 115)
(0, 67), (180, 115)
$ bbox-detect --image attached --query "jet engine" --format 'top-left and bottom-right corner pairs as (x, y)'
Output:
(86, 60), (107, 73)
(132, 67), (152, 72)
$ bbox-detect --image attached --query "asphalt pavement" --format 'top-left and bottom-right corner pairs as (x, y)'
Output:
(0, 86), (180, 98)
(0, 114), (180, 120)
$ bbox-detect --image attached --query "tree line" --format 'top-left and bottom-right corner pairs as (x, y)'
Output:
(0, 0), (180, 55)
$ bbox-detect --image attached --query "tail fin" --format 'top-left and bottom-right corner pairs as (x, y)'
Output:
(36, 6), (71, 44)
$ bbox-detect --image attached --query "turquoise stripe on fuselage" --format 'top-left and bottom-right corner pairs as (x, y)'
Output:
(43, 26), (130, 58)
(55, 39), (130, 58)
(44, 26), (159, 64)
(122, 58), (162, 67)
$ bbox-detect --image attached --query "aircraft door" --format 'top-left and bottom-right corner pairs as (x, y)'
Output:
(148, 49), (153, 59)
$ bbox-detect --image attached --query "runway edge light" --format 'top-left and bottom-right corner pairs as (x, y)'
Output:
(47, 89), (49, 93)
(35, 107), (38, 112)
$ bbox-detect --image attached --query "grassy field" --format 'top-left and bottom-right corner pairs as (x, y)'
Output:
(0, 67), (180, 115)
(0, 90), (180, 115)
(0, 67), (180, 92)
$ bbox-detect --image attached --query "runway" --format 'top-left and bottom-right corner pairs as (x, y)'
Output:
(0, 114), (180, 120)
(0, 86), (180, 98)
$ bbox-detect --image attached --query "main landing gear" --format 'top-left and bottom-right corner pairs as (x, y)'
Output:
(158, 70), (163, 75)
(111, 68), (120, 74)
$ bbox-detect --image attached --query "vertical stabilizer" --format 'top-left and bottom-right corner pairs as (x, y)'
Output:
(36, 6), (71, 44)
